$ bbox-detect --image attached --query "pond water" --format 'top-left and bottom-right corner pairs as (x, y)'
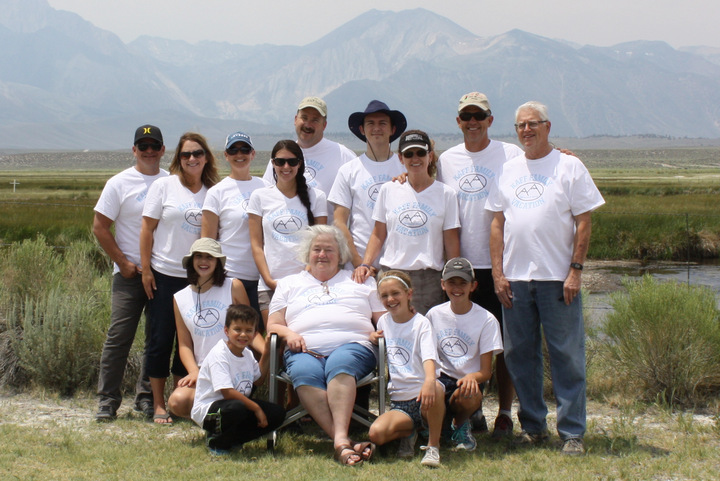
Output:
(585, 260), (720, 327)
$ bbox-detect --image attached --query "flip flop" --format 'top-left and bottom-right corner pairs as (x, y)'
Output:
(334, 444), (362, 466)
(354, 441), (376, 462)
(153, 413), (173, 425)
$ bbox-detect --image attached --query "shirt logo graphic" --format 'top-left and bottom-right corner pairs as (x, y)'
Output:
(185, 209), (203, 226)
(194, 308), (220, 328)
(367, 183), (383, 202)
(515, 182), (544, 202)
(398, 210), (428, 228)
(273, 215), (303, 234)
(387, 347), (411, 366)
(440, 337), (469, 357)
(308, 291), (336, 304)
(304, 166), (317, 182)
(459, 173), (487, 193)
(238, 380), (253, 395)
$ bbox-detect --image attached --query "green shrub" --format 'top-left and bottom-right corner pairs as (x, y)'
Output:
(0, 236), (63, 311)
(602, 275), (720, 406)
(9, 288), (107, 396)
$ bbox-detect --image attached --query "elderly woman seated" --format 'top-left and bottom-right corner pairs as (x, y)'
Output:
(267, 225), (385, 466)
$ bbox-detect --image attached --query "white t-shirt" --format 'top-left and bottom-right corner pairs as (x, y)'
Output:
(94, 167), (169, 275)
(143, 175), (208, 278)
(262, 138), (356, 224)
(372, 180), (460, 271)
(190, 339), (260, 426)
(328, 153), (405, 264)
(486, 150), (605, 281)
(203, 176), (267, 280)
(246, 185), (327, 291)
(437, 140), (524, 268)
(377, 312), (438, 401)
(269, 270), (383, 356)
(426, 302), (503, 380)
(174, 279), (233, 366)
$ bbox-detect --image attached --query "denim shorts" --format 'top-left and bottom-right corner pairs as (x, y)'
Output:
(390, 398), (426, 430)
(283, 342), (376, 390)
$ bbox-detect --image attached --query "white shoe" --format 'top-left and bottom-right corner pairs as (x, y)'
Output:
(420, 445), (440, 467)
(397, 430), (418, 458)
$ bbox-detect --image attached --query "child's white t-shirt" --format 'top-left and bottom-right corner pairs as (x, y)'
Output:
(174, 280), (233, 366)
(377, 312), (438, 401)
(426, 301), (503, 380)
(190, 340), (260, 426)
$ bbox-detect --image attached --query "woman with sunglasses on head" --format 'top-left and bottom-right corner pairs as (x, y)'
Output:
(353, 130), (461, 315)
(248, 139), (327, 325)
(140, 132), (220, 424)
(202, 131), (267, 323)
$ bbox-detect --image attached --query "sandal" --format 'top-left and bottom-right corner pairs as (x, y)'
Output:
(354, 441), (376, 462)
(334, 444), (362, 466)
(153, 413), (174, 426)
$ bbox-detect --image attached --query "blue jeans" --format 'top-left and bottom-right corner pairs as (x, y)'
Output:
(502, 280), (586, 440)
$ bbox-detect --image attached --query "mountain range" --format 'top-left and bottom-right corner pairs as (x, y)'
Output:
(2, 0), (720, 150)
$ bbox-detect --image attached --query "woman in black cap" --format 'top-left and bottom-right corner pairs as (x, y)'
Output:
(353, 129), (461, 315)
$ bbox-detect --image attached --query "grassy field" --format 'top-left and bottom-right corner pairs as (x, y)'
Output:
(2, 148), (720, 259)
(1, 392), (718, 480)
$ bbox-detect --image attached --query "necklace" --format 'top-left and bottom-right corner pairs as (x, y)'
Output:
(194, 277), (213, 315)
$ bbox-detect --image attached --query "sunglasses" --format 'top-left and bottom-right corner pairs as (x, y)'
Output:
(402, 149), (428, 159)
(459, 111), (490, 122)
(136, 142), (163, 152)
(226, 145), (253, 155)
(179, 149), (206, 160)
(272, 157), (301, 167)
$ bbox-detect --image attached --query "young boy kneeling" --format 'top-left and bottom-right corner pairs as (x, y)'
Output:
(190, 304), (285, 454)
(426, 258), (503, 451)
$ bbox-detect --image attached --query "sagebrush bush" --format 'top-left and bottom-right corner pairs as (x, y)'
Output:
(0, 235), (115, 394)
(0, 236), (63, 312)
(603, 275), (720, 406)
(10, 288), (107, 396)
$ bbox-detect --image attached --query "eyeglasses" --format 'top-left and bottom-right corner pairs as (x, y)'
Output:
(514, 120), (548, 130)
(226, 145), (253, 155)
(272, 157), (301, 167)
(136, 142), (163, 152)
(179, 149), (206, 160)
(402, 149), (428, 159)
(459, 110), (490, 122)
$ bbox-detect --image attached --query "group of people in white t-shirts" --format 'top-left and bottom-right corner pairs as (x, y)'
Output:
(94, 92), (603, 463)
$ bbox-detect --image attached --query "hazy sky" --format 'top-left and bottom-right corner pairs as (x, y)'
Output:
(47, 0), (720, 49)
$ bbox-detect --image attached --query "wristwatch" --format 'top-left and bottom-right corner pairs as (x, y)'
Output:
(570, 262), (583, 270)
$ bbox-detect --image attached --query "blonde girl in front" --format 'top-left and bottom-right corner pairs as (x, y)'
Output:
(368, 270), (445, 468)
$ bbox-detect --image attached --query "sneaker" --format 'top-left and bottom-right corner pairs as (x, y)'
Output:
(491, 413), (514, 440)
(514, 430), (549, 445)
(470, 410), (488, 433)
(420, 445), (441, 467)
(562, 438), (585, 455)
(95, 405), (117, 422)
(133, 398), (154, 420)
(208, 446), (231, 456)
(397, 430), (418, 458)
(451, 420), (477, 452)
